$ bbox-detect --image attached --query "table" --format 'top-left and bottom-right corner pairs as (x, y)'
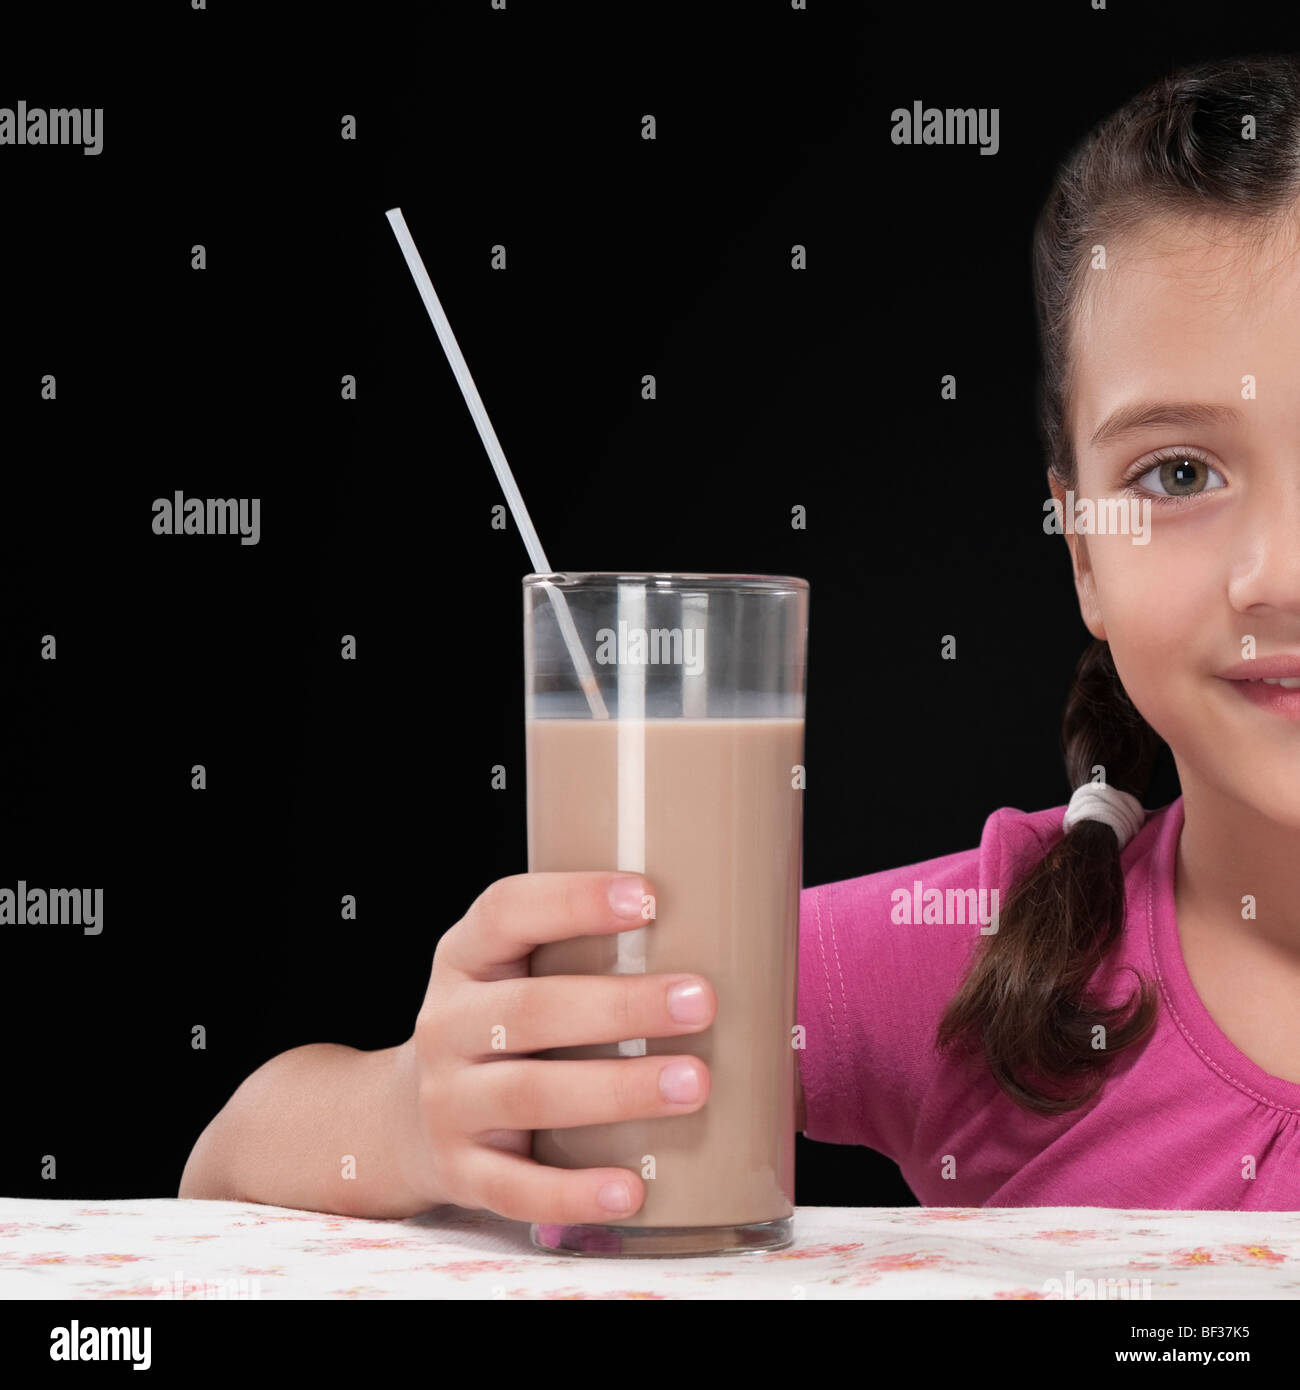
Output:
(1, 1199), (1296, 1299)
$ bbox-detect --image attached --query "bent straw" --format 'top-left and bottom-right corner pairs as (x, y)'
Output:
(385, 207), (609, 719)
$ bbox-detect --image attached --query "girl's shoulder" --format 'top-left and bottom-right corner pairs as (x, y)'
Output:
(795, 800), (1180, 1158)
(801, 802), (1066, 925)
(797, 798), (1178, 1038)
(802, 798), (1175, 919)
(796, 806), (1069, 1155)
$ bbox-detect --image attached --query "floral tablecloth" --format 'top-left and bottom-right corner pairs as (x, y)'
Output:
(0, 1200), (1295, 1299)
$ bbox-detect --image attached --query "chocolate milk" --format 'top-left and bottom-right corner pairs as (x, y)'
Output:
(526, 715), (803, 1230)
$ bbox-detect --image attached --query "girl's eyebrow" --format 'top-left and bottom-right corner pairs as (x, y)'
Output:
(1090, 400), (1241, 450)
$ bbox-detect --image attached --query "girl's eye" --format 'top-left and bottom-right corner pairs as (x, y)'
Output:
(1126, 450), (1227, 499)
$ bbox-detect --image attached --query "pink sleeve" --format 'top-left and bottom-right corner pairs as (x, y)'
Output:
(796, 806), (1057, 1160)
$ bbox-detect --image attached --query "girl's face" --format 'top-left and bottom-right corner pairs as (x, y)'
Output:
(1057, 208), (1300, 827)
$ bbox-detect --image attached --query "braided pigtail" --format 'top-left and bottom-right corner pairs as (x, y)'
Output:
(935, 640), (1162, 1114)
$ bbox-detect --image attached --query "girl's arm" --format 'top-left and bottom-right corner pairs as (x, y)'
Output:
(181, 1035), (791, 1213)
(178, 1040), (443, 1219)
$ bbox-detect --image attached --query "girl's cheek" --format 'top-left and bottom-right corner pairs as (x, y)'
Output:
(1094, 525), (1215, 636)
(1090, 531), (1215, 720)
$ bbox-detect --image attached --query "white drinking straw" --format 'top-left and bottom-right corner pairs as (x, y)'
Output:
(385, 207), (610, 719)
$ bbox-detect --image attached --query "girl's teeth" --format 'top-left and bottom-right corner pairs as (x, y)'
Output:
(1250, 677), (1300, 688)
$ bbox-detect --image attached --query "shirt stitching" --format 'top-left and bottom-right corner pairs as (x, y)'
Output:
(1145, 845), (1300, 1117)
(815, 888), (849, 1129)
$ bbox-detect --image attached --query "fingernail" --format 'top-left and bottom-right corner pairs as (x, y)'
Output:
(598, 1180), (632, 1213)
(607, 876), (646, 918)
(658, 1060), (701, 1104)
(667, 980), (709, 1024)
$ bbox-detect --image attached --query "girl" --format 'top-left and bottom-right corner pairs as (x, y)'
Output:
(180, 52), (1300, 1219)
(798, 50), (1300, 1209)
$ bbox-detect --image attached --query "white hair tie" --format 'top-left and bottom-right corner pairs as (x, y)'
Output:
(1062, 783), (1146, 849)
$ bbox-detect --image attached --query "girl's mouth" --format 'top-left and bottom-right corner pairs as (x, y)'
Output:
(1222, 676), (1300, 719)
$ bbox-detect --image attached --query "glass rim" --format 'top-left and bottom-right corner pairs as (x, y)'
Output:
(522, 571), (808, 593)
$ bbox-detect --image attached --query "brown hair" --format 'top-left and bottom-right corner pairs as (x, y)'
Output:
(935, 53), (1300, 1115)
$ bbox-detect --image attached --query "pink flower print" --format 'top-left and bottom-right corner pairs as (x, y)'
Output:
(762, 1242), (864, 1259)
(2, 1250), (145, 1268)
(1165, 1247), (1218, 1267)
(297, 1237), (427, 1256)
(1220, 1244), (1286, 1265)
(856, 1252), (952, 1274)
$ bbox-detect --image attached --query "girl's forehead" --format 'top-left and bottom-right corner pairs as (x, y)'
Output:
(1082, 209), (1300, 324)
(1069, 208), (1300, 436)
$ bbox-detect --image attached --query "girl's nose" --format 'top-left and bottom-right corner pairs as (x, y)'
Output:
(1226, 465), (1300, 619)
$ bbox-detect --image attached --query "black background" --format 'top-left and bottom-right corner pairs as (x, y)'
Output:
(1, 1), (1297, 1213)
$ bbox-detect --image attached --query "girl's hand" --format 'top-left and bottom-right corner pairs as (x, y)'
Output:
(396, 871), (716, 1225)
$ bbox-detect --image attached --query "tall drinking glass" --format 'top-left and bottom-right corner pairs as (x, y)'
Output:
(524, 573), (808, 1256)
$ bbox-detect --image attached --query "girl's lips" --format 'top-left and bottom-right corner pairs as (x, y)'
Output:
(1217, 656), (1300, 680)
(1220, 676), (1300, 719)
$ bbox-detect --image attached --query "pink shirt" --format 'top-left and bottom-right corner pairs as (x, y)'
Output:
(797, 797), (1300, 1209)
